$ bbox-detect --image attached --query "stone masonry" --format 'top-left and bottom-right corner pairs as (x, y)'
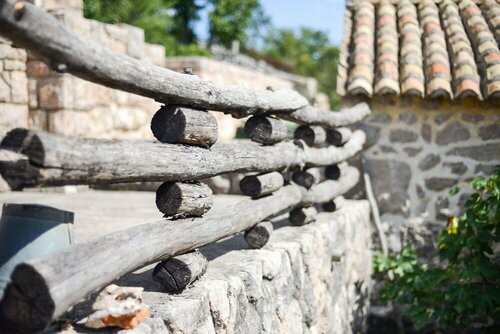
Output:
(351, 97), (500, 254)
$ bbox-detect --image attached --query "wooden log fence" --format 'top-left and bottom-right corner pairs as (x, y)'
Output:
(0, 1), (372, 332)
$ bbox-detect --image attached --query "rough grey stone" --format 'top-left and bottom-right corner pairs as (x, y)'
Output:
(435, 122), (471, 146)
(418, 154), (441, 171)
(443, 162), (467, 175)
(416, 184), (425, 199)
(461, 113), (484, 124)
(368, 113), (391, 124)
(389, 129), (418, 143)
(380, 145), (396, 153)
(420, 124), (431, 143)
(446, 143), (500, 162)
(425, 178), (457, 191)
(435, 196), (450, 221)
(478, 124), (500, 141)
(355, 123), (380, 147)
(403, 147), (422, 157)
(118, 317), (170, 334)
(398, 112), (417, 124)
(474, 164), (497, 176)
(434, 113), (452, 125)
(365, 159), (411, 216)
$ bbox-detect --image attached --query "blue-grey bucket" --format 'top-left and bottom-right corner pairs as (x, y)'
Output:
(0, 203), (74, 299)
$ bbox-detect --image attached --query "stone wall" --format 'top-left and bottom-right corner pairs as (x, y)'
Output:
(350, 96), (500, 253)
(78, 200), (372, 334)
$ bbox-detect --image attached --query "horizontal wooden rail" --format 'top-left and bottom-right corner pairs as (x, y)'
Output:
(278, 103), (370, 128)
(0, 167), (359, 332)
(0, 128), (365, 189)
(0, 0), (307, 117)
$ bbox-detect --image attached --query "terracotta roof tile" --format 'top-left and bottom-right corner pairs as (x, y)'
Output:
(337, 0), (500, 101)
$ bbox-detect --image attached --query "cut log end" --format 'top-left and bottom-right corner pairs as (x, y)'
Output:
(321, 201), (337, 212)
(0, 263), (55, 333)
(239, 171), (284, 198)
(244, 221), (273, 249)
(244, 116), (287, 145)
(294, 126), (326, 146)
(324, 165), (341, 180)
(292, 170), (316, 189)
(151, 105), (218, 147)
(156, 182), (213, 217)
(289, 206), (317, 226)
(326, 128), (352, 147)
(152, 251), (208, 293)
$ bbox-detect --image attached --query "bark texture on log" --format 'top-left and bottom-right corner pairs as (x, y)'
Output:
(277, 103), (370, 128)
(244, 116), (287, 144)
(294, 125), (326, 147)
(239, 171), (284, 198)
(150, 106), (218, 147)
(155, 182), (213, 217)
(0, 129), (365, 188)
(152, 251), (208, 293)
(0, 185), (303, 332)
(289, 206), (318, 226)
(0, 1), (307, 117)
(326, 128), (352, 147)
(244, 221), (273, 249)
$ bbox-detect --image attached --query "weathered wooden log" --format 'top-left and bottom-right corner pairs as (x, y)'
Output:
(150, 106), (218, 147)
(278, 103), (370, 128)
(294, 125), (327, 146)
(200, 175), (231, 194)
(155, 182), (213, 217)
(0, 0), (307, 117)
(0, 129), (365, 188)
(292, 168), (322, 189)
(324, 164), (341, 180)
(239, 171), (284, 197)
(321, 197), (345, 212)
(152, 251), (208, 293)
(244, 116), (287, 144)
(326, 128), (352, 147)
(299, 166), (359, 207)
(244, 221), (273, 249)
(0, 185), (303, 332)
(289, 206), (318, 226)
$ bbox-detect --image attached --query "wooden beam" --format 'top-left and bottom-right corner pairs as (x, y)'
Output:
(150, 106), (218, 147)
(326, 128), (352, 147)
(239, 171), (284, 198)
(0, 0), (307, 117)
(289, 206), (317, 226)
(0, 129), (365, 189)
(155, 182), (213, 217)
(0, 185), (303, 332)
(244, 221), (273, 249)
(294, 125), (326, 147)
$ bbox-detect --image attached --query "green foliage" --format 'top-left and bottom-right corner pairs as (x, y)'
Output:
(262, 28), (340, 110)
(83, 0), (208, 56)
(208, 0), (268, 48)
(374, 166), (500, 330)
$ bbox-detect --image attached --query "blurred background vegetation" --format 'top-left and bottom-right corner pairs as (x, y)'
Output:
(83, 0), (340, 109)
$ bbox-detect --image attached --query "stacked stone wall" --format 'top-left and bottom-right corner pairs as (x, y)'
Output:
(352, 97), (500, 253)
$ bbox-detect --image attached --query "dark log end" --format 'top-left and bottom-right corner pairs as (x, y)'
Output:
(289, 207), (316, 226)
(326, 130), (343, 146)
(152, 258), (191, 293)
(244, 116), (286, 145)
(0, 263), (55, 333)
(239, 175), (262, 197)
(151, 105), (186, 144)
(155, 182), (213, 217)
(325, 165), (341, 180)
(292, 171), (315, 190)
(0, 128), (45, 165)
(294, 126), (315, 146)
(321, 201), (337, 212)
(244, 221), (273, 249)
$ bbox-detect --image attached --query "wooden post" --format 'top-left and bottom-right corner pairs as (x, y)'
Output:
(156, 182), (213, 217)
(292, 168), (322, 189)
(239, 171), (284, 198)
(294, 125), (326, 146)
(244, 221), (273, 249)
(152, 251), (208, 293)
(289, 206), (318, 226)
(151, 106), (218, 147)
(327, 128), (352, 147)
(244, 116), (287, 144)
(321, 200), (337, 212)
(325, 164), (341, 180)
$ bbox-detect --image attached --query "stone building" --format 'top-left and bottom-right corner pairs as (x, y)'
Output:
(0, 0), (325, 143)
(338, 0), (500, 252)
